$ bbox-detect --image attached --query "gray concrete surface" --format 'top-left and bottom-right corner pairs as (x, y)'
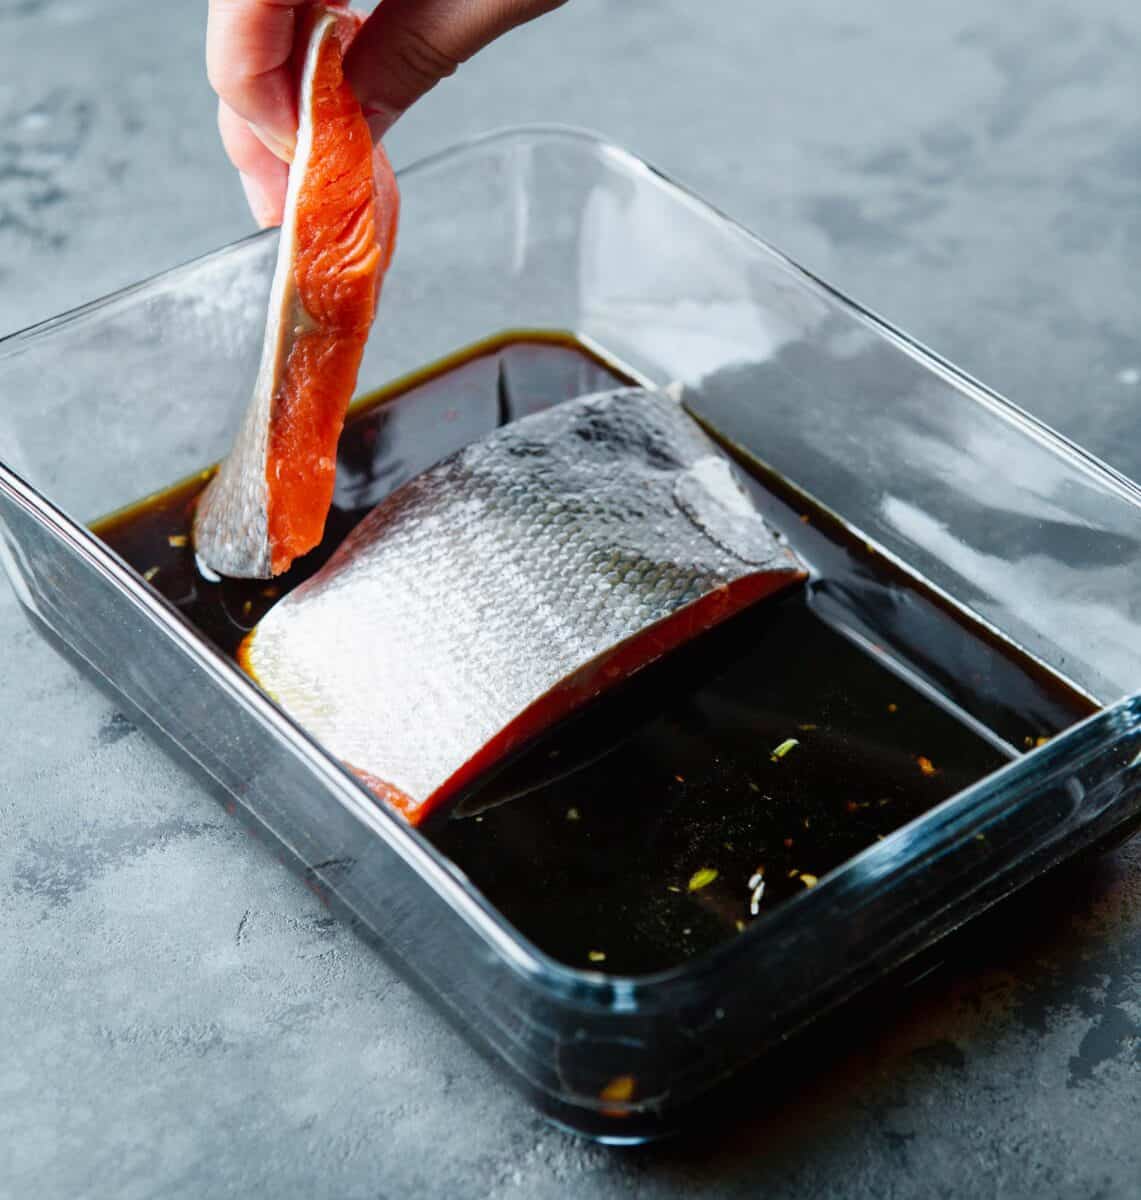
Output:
(2, 0), (1140, 1196)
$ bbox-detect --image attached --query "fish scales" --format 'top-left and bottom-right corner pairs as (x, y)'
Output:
(242, 387), (806, 824)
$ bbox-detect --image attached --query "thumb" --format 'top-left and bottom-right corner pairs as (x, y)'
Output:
(343, 0), (565, 140)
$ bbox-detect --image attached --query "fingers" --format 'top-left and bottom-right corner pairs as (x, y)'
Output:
(344, 0), (566, 140)
(218, 100), (290, 226)
(206, 0), (311, 161)
(209, 0), (564, 226)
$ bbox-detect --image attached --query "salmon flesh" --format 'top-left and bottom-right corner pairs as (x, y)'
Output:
(194, 3), (399, 579)
(241, 387), (807, 825)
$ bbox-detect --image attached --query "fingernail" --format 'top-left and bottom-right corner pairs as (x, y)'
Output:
(249, 122), (296, 163)
(239, 172), (279, 228)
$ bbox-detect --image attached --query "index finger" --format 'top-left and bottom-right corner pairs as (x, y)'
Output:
(206, 0), (312, 159)
(344, 0), (566, 140)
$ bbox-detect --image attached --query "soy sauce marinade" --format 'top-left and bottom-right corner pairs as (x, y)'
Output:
(94, 332), (1097, 975)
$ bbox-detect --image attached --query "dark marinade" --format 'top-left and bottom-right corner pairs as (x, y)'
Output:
(93, 332), (1097, 974)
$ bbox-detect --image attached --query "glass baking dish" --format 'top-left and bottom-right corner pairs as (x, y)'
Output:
(1, 126), (1139, 1142)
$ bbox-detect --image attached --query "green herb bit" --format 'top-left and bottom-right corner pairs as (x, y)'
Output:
(688, 867), (719, 892)
(771, 738), (799, 762)
(588, 950), (606, 964)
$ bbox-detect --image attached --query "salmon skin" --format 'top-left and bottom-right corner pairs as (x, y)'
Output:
(194, 3), (399, 579)
(241, 387), (807, 825)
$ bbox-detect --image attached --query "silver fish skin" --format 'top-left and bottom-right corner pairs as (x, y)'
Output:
(242, 387), (806, 824)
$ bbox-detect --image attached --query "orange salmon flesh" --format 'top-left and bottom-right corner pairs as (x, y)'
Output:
(193, 3), (399, 579)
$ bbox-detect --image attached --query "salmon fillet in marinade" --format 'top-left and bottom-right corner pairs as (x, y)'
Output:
(194, 3), (399, 579)
(241, 387), (807, 826)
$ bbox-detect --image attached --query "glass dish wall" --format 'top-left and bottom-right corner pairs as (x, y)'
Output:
(2, 128), (1139, 1140)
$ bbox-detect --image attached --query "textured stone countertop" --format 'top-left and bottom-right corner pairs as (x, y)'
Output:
(3, 1), (1140, 1196)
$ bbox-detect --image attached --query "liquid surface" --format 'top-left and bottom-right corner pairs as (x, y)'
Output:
(94, 332), (1097, 975)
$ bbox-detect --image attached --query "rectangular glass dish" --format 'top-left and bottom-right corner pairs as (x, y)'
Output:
(2, 127), (1139, 1141)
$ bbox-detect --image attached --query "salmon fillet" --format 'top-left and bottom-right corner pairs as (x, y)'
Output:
(194, 2), (400, 578)
(241, 387), (807, 826)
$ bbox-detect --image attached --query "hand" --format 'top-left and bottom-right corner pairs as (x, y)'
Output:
(207, 0), (565, 227)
